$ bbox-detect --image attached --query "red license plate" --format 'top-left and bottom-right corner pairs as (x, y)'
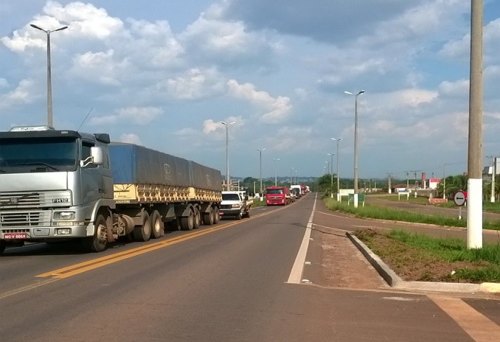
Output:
(3, 232), (29, 240)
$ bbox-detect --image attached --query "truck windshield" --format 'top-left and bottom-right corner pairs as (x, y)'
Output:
(222, 193), (240, 201)
(267, 189), (283, 195)
(0, 137), (78, 173)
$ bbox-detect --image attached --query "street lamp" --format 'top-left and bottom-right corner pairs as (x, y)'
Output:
(30, 23), (68, 128)
(328, 153), (335, 198)
(257, 147), (266, 195)
(332, 138), (343, 198)
(345, 90), (365, 208)
(331, 138), (342, 200)
(220, 121), (236, 190)
(273, 158), (280, 186)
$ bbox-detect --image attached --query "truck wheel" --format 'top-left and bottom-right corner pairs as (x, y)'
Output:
(203, 208), (214, 225)
(193, 207), (201, 229)
(180, 210), (194, 230)
(236, 210), (243, 220)
(82, 214), (108, 252)
(0, 240), (6, 255)
(133, 211), (152, 242)
(151, 210), (164, 239)
(213, 208), (220, 224)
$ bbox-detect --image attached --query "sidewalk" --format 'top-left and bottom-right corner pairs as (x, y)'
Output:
(309, 197), (500, 297)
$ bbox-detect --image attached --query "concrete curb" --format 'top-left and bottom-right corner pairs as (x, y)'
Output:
(346, 232), (500, 295)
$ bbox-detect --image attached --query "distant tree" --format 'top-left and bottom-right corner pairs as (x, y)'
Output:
(438, 174), (468, 198)
(316, 174), (338, 197)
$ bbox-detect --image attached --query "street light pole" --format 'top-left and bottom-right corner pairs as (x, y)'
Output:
(220, 121), (236, 190)
(331, 138), (342, 201)
(30, 24), (68, 128)
(258, 147), (266, 195)
(345, 90), (365, 208)
(273, 158), (280, 186)
(328, 153), (335, 198)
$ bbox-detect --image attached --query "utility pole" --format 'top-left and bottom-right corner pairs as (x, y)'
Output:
(387, 173), (392, 194)
(467, 0), (483, 249)
(491, 157), (496, 203)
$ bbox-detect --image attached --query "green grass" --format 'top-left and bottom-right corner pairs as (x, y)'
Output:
(324, 197), (500, 231)
(387, 230), (500, 282)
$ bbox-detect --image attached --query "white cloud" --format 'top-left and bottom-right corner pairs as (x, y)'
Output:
(126, 19), (184, 68)
(395, 89), (438, 108)
(90, 106), (163, 126)
(0, 79), (38, 109)
(42, 1), (123, 40)
(202, 119), (221, 135)
(227, 79), (292, 123)
(438, 80), (469, 97)
(70, 49), (128, 86)
(179, 9), (278, 68)
(163, 68), (226, 100)
(119, 133), (142, 145)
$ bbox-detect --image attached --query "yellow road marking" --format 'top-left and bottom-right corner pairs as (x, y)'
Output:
(36, 204), (292, 280)
(37, 221), (238, 279)
(429, 295), (500, 342)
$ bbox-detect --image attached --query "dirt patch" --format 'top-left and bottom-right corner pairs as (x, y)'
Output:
(355, 229), (490, 283)
(316, 228), (388, 289)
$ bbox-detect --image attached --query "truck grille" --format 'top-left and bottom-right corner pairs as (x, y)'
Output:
(0, 191), (71, 209)
(0, 211), (51, 227)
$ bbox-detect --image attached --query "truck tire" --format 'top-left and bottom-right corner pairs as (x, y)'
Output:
(81, 214), (108, 252)
(203, 208), (214, 225)
(133, 211), (152, 242)
(213, 208), (220, 224)
(180, 210), (194, 230)
(151, 210), (164, 239)
(236, 210), (243, 220)
(193, 207), (201, 229)
(0, 240), (6, 255)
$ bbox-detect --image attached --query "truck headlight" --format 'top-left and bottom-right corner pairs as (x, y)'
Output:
(56, 228), (72, 235)
(53, 211), (76, 220)
(231, 204), (240, 208)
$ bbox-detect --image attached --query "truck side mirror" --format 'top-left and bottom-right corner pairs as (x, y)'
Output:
(91, 147), (104, 165)
(80, 147), (104, 167)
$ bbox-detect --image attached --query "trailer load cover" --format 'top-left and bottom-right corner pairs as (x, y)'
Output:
(109, 143), (221, 191)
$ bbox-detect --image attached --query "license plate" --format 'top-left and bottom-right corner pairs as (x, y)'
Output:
(3, 232), (29, 240)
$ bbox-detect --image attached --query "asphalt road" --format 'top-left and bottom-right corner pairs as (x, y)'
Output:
(0, 194), (498, 341)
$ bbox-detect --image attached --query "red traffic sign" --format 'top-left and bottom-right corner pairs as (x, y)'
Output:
(453, 191), (467, 206)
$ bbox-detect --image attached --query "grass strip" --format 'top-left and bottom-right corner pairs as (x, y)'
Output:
(356, 229), (500, 283)
(324, 198), (500, 231)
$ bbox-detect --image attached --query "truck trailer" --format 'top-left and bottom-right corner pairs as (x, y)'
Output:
(0, 126), (222, 254)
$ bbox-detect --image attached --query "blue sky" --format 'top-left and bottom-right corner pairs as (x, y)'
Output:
(1, 0), (499, 181)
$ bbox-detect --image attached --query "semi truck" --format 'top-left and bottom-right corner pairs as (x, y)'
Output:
(265, 186), (291, 206)
(0, 126), (222, 254)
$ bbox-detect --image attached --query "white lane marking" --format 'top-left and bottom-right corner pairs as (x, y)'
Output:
(287, 194), (317, 284)
(429, 295), (500, 342)
(383, 296), (420, 302)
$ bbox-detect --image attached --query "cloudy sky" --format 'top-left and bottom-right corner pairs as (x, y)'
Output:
(1, 1), (499, 181)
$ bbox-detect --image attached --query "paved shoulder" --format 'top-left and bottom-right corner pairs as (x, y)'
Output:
(304, 198), (388, 290)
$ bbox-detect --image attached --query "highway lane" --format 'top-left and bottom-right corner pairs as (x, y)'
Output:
(0, 194), (498, 341)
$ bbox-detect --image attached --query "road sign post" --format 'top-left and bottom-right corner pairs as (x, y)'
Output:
(453, 191), (467, 220)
